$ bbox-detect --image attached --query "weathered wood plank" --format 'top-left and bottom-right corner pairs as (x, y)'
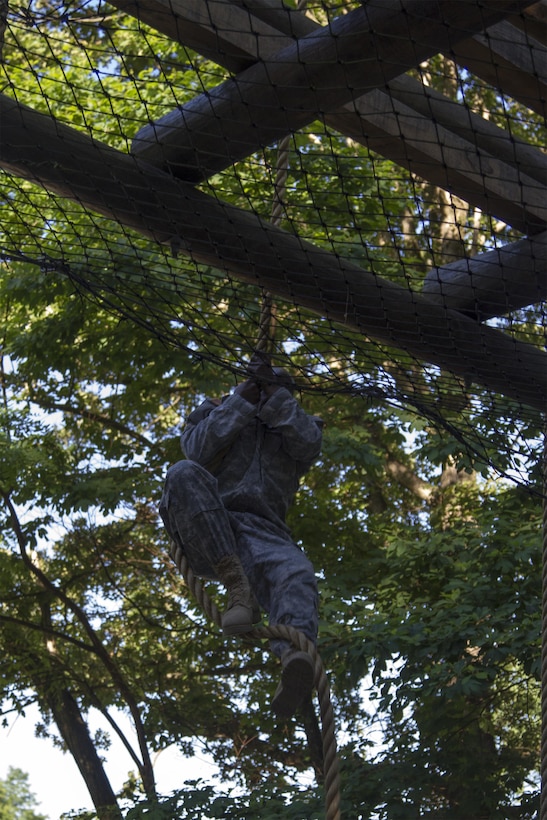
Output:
(234, 0), (314, 41)
(512, 0), (547, 44)
(131, 0), (528, 179)
(326, 109), (543, 236)
(526, 0), (547, 18)
(1, 94), (545, 411)
(385, 74), (546, 185)
(479, 18), (547, 80)
(452, 20), (547, 117)
(422, 232), (547, 318)
(107, 0), (287, 72)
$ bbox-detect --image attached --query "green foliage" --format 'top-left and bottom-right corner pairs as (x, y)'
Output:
(120, 781), (325, 819)
(0, 768), (47, 820)
(0, 6), (543, 819)
(3, 251), (540, 816)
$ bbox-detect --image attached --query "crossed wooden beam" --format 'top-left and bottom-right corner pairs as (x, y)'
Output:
(129, 0), (547, 238)
(1, 0), (545, 410)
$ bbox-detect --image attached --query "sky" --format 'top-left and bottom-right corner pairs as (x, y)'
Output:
(1, 702), (219, 819)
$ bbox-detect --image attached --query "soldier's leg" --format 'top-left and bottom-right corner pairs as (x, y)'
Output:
(233, 515), (318, 716)
(160, 461), (256, 634)
(160, 460), (234, 576)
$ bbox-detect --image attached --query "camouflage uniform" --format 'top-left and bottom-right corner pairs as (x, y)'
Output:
(160, 387), (322, 656)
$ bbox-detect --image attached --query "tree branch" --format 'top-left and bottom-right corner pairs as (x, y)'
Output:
(385, 457), (435, 501)
(0, 612), (95, 653)
(1, 489), (157, 798)
(32, 396), (155, 449)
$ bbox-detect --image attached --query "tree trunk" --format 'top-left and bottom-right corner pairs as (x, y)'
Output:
(45, 686), (122, 820)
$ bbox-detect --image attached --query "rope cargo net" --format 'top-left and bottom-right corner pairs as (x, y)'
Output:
(1, 0), (545, 489)
(0, 1), (546, 817)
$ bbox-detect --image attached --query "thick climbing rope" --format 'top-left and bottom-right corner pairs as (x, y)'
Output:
(170, 542), (342, 820)
(541, 424), (547, 820)
(254, 135), (291, 355)
(251, 12), (341, 811)
(182, 4), (340, 806)
(0, 0), (8, 61)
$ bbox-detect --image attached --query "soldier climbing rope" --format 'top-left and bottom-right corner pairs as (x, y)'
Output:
(0, 1), (544, 816)
(162, 99), (341, 818)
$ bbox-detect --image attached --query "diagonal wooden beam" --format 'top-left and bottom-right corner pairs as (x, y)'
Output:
(131, 0), (531, 180)
(1, 94), (545, 411)
(108, 0), (318, 72)
(451, 18), (547, 118)
(107, 0), (287, 73)
(383, 74), (546, 187)
(127, 0), (545, 234)
(326, 85), (546, 235)
(517, 0), (547, 42)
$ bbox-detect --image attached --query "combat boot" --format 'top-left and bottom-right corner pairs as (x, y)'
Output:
(213, 554), (258, 636)
(271, 649), (315, 719)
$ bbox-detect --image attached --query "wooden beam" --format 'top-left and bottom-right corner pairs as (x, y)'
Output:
(518, 0), (547, 44)
(422, 232), (547, 318)
(233, 0), (315, 41)
(325, 86), (546, 235)
(327, 72), (547, 233)
(385, 74), (546, 186)
(452, 19), (547, 118)
(131, 0), (528, 180)
(107, 0), (287, 73)
(126, 0), (545, 234)
(1, 95), (545, 411)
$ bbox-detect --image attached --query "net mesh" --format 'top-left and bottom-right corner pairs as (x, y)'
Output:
(0, 0), (545, 487)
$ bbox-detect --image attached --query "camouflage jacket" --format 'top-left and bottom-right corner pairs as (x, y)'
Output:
(181, 388), (323, 528)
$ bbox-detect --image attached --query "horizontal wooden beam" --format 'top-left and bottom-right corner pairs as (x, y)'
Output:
(422, 231), (547, 318)
(131, 0), (527, 179)
(1, 94), (545, 411)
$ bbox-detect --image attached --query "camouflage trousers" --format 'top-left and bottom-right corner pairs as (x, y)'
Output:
(160, 459), (318, 656)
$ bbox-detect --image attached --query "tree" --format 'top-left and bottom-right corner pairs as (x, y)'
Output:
(1, 256), (540, 817)
(0, 768), (47, 820)
(0, 2), (543, 818)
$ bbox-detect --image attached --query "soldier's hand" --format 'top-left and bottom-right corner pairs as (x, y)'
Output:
(234, 378), (260, 404)
(247, 351), (274, 385)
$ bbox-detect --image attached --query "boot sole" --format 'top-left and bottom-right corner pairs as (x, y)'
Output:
(271, 652), (315, 719)
(222, 604), (257, 636)
(222, 620), (255, 636)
